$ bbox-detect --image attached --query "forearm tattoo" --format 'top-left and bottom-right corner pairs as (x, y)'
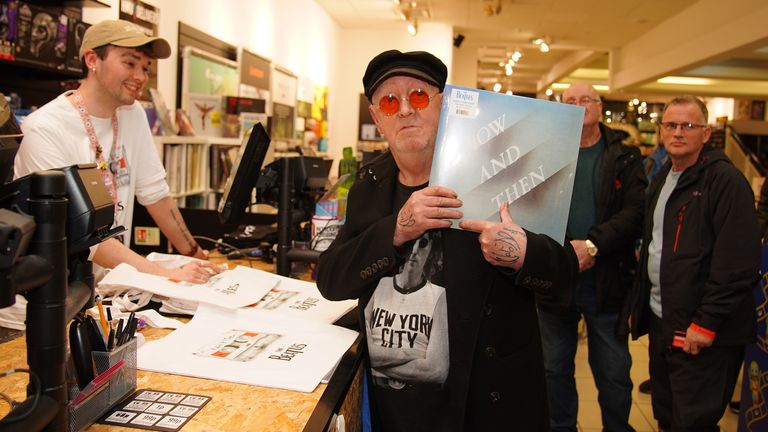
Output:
(398, 207), (416, 228)
(491, 227), (526, 263)
(170, 209), (196, 249)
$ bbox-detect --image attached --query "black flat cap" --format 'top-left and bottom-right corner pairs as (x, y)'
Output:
(363, 50), (448, 102)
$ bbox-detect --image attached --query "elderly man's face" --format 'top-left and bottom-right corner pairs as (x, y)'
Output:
(369, 76), (442, 160)
(563, 83), (602, 128)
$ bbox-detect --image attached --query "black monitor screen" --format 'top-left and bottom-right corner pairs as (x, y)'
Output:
(218, 123), (271, 224)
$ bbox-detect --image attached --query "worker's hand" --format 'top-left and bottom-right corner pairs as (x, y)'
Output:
(570, 240), (596, 272)
(163, 259), (223, 284)
(393, 185), (462, 247)
(459, 202), (527, 270)
(191, 246), (210, 260)
(684, 323), (714, 355)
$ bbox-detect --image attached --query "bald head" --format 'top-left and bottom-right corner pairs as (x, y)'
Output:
(563, 83), (599, 103)
(563, 82), (602, 132)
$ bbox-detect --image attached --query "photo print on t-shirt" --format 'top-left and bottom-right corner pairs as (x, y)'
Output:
(364, 231), (449, 387)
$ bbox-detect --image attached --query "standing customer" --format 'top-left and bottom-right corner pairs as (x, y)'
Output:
(538, 83), (645, 432)
(12, 19), (219, 283)
(317, 50), (577, 431)
(625, 95), (760, 431)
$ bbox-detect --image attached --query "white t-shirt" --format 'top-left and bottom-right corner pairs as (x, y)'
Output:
(14, 91), (169, 246)
(648, 169), (683, 318)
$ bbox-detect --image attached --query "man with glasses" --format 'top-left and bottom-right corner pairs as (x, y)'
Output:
(317, 50), (577, 431)
(537, 82), (645, 432)
(625, 95), (760, 431)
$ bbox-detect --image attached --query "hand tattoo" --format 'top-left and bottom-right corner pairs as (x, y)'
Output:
(398, 208), (416, 228)
(491, 227), (525, 263)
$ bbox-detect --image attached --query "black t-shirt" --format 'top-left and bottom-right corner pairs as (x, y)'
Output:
(366, 180), (451, 431)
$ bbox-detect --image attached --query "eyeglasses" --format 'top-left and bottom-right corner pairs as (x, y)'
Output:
(564, 96), (600, 106)
(660, 122), (707, 132)
(378, 89), (434, 116)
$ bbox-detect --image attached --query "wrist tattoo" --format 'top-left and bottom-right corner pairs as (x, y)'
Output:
(491, 227), (523, 263)
(398, 209), (416, 228)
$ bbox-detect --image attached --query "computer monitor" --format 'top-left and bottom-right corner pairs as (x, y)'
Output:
(218, 123), (271, 224)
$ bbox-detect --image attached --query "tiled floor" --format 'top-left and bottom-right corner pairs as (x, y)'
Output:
(574, 334), (741, 431)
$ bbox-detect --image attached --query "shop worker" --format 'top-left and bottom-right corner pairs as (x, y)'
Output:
(317, 49), (578, 431)
(13, 20), (220, 283)
(538, 82), (645, 432)
(624, 95), (760, 431)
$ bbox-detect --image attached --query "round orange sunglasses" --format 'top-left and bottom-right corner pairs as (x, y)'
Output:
(378, 89), (434, 116)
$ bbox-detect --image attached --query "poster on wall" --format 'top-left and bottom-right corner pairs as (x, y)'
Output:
(312, 84), (329, 152)
(297, 75), (314, 104)
(237, 47), (271, 115)
(181, 46), (238, 114)
(119, 0), (160, 100)
(271, 65), (297, 108)
(187, 93), (223, 137)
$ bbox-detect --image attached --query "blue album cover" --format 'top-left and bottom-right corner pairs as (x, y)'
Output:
(429, 84), (584, 244)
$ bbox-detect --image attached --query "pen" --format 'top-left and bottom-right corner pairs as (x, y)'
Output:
(86, 315), (107, 352)
(107, 328), (115, 351)
(115, 319), (124, 346)
(97, 298), (109, 338)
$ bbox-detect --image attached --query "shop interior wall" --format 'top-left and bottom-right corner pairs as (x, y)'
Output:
(333, 23), (454, 174)
(82, 0), (342, 157)
(83, 1), (454, 172)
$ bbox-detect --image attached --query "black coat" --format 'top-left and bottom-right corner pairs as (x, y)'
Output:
(317, 152), (577, 431)
(622, 145), (760, 346)
(540, 124), (646, 313)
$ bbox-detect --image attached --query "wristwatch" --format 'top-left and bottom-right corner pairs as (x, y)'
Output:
(585, 239), (598, 257)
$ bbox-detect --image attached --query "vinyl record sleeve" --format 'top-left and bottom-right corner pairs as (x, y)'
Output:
(429, 85), (584, 244)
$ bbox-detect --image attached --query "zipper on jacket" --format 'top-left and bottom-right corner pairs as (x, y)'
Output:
(673, 205), (686, 253)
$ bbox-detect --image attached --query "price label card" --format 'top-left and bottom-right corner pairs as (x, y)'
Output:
(100, 388), (211, 431)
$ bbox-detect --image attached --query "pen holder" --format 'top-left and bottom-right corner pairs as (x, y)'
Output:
(68, 337), (137, 432)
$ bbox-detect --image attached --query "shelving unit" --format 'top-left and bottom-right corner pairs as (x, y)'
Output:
(154, 136), (242, 210)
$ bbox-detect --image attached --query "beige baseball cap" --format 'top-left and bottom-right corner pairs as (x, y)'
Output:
(79, 19), (171, 60)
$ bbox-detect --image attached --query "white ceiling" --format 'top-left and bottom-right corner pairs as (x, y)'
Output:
(315, 0), (768, 100)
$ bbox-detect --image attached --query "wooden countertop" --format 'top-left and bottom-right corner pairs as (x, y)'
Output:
(0, 254), (362, 431)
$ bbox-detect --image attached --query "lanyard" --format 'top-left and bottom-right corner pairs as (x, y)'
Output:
(72, 90), (121, 215)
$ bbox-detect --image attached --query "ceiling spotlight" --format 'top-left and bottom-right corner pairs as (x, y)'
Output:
(408, 19), (418, 36)
(493, 82), (502, 92)
(545, 88), (553, 96)
(506, 90), (513, 95)
(532, 37), (552, 53)
(511, 50), (522, 62)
